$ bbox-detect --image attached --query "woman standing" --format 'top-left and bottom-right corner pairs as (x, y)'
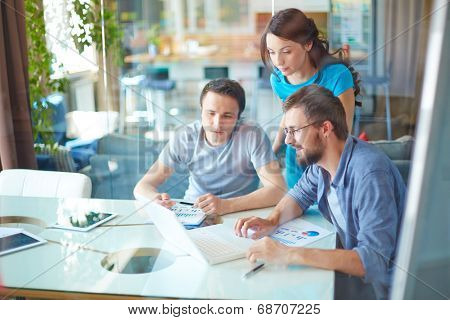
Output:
(261, 8), (360, 188)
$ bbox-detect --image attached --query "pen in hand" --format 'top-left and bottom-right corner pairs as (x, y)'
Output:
(241, 263), (265, 280)
(179, 201), (194, 206)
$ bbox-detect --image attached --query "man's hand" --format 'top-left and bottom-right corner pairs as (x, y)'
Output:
(194, 193), (230, 215)
(247, 237), (294, 264)
(234, 216), (278, 239)
(154, 193), (176, 208)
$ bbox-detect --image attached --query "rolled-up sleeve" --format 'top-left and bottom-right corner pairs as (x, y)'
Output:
(353, 170), (399, 286)
(287, 165), (319, 211)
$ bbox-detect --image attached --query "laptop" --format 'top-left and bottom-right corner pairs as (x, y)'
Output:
(147, 202), (254, 265)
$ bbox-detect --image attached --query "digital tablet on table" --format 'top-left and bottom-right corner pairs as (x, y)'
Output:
(53, 211), (117, 232)
(0, 227), (47, 256)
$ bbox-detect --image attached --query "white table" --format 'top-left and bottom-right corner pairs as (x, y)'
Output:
(0, 196), (336, 299)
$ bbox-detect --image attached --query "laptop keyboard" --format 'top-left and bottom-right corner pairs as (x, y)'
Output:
(191, 232), (240, 258)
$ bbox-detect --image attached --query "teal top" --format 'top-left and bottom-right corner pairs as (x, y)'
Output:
(270, 63), (354, 188)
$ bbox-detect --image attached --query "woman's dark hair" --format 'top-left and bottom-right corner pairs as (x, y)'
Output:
(260, 8), (361, 106)
(200, 78), (246, 118)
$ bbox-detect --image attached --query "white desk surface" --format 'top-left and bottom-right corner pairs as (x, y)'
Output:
(0, 195), (336, 299)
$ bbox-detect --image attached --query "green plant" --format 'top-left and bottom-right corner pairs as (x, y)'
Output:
(25, 0), (68, 147)
(147, 24), (161, 48)
(70, 0), (123, 64)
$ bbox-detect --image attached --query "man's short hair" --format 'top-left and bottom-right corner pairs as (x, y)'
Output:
(200, 78), (246, 117)
(283, 84), (349, 140)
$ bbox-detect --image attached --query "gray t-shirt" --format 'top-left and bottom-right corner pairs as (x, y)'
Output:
(159, 120), (276, 201)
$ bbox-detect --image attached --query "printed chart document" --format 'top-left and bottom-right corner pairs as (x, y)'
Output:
(270, 219), (333, 247)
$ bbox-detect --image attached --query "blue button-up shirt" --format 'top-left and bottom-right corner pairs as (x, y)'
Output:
(288, 136), (406, 299)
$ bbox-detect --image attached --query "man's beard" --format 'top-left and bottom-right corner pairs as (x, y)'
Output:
(296, 133), (324, 166)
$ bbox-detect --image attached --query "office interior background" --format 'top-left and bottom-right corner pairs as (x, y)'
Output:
(0, 0), (448, 300)
(22, 0), (429, 200)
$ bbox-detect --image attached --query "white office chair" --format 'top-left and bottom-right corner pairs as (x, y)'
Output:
(0, 169), (92, 198)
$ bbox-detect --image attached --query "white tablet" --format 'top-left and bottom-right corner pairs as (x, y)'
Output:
(0, 228), (47, 256)
(53, 211), (117, 232)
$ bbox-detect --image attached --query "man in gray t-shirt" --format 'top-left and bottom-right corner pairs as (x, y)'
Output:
(134, 79), (286, 215)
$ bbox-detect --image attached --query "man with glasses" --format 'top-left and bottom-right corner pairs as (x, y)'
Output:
(134, 78), (286, 215)
(235, 85), (406, 299)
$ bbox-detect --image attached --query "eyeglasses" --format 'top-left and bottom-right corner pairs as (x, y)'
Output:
(283, 122), (318, 137)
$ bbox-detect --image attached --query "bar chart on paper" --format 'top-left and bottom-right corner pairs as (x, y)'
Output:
(271, 219), (334, 247)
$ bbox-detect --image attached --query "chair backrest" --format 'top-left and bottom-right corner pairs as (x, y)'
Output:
(370, 135), (414, 184)
(34, 144), (77, 172)
(0, 169), (92, 198)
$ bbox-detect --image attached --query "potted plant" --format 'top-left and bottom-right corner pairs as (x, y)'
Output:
(147, 24), (161, 57)
(70, 0), (123, 112)
(25, 0), (68, 151)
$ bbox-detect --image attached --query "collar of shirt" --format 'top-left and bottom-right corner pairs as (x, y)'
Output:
(315, 135), (355, 199)
(330, 135), (355, 188)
